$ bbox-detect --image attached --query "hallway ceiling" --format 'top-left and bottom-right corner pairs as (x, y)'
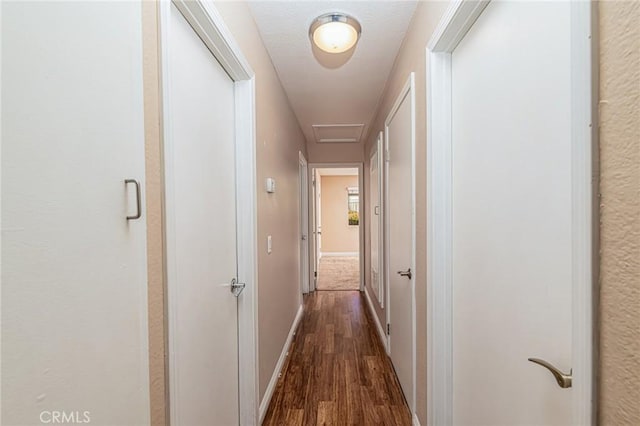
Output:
(248, 1), (418, 146)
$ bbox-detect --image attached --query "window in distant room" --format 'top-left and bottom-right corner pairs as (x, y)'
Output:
(347, 187), (359, 226)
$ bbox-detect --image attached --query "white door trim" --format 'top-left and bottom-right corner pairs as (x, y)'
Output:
(383, 73), (417, 414)
(425, 1), (596, 425)
(159, 1), (259, 424)
(299, 151), (310, 295)
(310, 167), (318, 292)
(308, 162), (365, 292)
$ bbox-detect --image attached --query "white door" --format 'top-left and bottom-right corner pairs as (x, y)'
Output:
(451, 1), (574, 424)
(370, 147), (382, 306)
(2, 2), (149, 424)
(385, 79), (415, 408)
(299, 155), (309, 294)
(315, 169), (322, 272)
(163, 3), (239, 425)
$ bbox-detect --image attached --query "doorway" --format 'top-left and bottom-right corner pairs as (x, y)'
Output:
(299, 152), (310, 296)
(309, 164), (365, 292)
(159, 1), (258, 424)
(427, 1), (595, 424)
(384, 74), (417, 413)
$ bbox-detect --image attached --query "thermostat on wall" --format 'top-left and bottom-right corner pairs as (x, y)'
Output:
(265, 178), (276, 193)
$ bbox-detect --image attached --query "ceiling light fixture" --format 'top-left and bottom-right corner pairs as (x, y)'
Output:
(309, 13), (362, 54)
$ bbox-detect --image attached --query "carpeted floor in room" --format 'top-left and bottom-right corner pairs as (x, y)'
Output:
(316, 256), (360, 291)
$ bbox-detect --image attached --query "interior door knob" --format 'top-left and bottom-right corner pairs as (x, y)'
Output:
(397, 268), (412, 279)
(528, 358), (572, 388)
(229, 277), (245, 297)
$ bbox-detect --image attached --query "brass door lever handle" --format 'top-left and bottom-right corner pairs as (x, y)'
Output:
(528, 358), (572, 388)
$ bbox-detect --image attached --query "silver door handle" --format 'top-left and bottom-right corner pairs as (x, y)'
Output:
(528, 358), (572, 388)
(230, 277), (245, 297)
(125, 179), (142, 220)
(397, 268), (412, 279)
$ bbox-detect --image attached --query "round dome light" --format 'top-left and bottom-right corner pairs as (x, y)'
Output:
(309, 13), (361, 54)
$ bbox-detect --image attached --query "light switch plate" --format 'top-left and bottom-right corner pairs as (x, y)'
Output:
(265, 178), (276, 193)
(267, 235), (272, 254)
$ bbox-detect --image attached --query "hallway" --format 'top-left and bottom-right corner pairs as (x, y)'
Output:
(263, 291), (410, 425)
(2, 1), (638, 425)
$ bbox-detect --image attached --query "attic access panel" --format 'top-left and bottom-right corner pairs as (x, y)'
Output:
(312, 124), (364, 143)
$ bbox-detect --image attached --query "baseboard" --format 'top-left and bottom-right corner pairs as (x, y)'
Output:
(320, 251), (359, 257)
(258, 304), (304, 424)
(364, 286), (387, 351)
(413, 412), (421, 426)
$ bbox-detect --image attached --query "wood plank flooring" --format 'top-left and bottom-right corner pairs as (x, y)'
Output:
(262, 291), (411, 425)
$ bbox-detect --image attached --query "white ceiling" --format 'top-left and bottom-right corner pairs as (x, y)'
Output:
(248, 1), (418, 146)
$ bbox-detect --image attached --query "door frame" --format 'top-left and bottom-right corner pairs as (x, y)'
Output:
(159, 1), (259, 424)
(425, 1), (597, 425)
(369, 131), (385, 308)
(308, 162), (365, 292)
(383, 73), (417, 414)
(299, 152), (310, 295)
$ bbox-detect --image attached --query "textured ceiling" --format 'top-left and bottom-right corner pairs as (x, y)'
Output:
(248, 1), (418, 146)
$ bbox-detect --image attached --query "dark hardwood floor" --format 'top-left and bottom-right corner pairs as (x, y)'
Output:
(262, 291), (412, 425)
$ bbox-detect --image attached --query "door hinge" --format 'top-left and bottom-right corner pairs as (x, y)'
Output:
(314, 271), (317, 278)
(387, 323), (390, 335)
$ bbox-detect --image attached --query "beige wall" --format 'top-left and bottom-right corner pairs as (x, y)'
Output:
(306, 141), (364, 163)
(362, 2), (448, 423)
(142, 2), (166, 425)
(320, 175), (359, 253)
(143, 1), (308, 422)
(598, 1), (640, 424)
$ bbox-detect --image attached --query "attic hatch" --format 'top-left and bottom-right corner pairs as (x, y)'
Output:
(312, 124), (364, 143)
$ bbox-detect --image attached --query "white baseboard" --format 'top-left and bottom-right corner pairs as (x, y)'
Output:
(258, 304), (304, 424)
(413, 412), (421, 426)
(320, 251), (359, 257)
(364, 286), (387, 351)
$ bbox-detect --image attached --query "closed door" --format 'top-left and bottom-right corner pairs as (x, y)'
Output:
(370, 147), (382, 305)
(299, 157), (309, 294)
(2, 2), (149, 424)
(452, 1), (574, 424)
(385, 81), (415, 407)
(163, 3), (239, 425)
(315, 170), (322, 264)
